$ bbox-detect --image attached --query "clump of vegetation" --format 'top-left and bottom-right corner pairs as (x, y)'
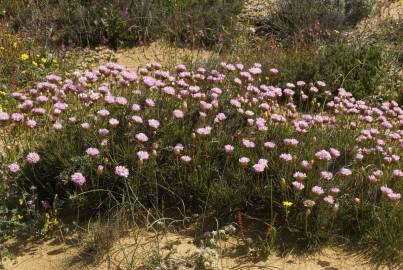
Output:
(1, 0), (244, 48)
(255, 0), (373, 40)
(0, 61), (401, 264)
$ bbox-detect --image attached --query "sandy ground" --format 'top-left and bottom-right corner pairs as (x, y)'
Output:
(2, 230), (394, 270)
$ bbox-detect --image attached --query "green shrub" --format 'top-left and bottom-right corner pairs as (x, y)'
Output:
(1, 0), (244, 48)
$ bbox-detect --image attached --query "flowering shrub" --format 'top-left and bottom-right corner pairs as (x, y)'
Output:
(0, 60), (402, 260)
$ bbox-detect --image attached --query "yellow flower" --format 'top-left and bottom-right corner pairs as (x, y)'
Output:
(52, 59), (57, 64)
(32, 60), (38, 67)
(20, 53), (29, 60)
(40, 57), (47, 63)
(0, 91), (6, 96)
(19, 198), (24, 205)
(12, 42), (17, 49)
(11, 214), (23, 222)
(283, 201), (293, 208)
(334, 29), (340, 34)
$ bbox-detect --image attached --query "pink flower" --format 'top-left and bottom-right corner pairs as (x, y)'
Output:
(315, 150), (332, 161)
(224, 145), (234, 154)
(329, 148), (340, 158)
(0, 112), (10, 121)
(98, 128), (110, 136)
(148, 119), (160, 129)
(292, 181), (305, 190)
(303, 200), (316, 208)
(264, 141), (276, 150)
(137, 151), (149, 161)
(393, 169), (403, 178)
(280, 153), (293, 163)
(339, 168), (352, 177)
(180, 155), (192, 163)
(108, 118), (119, 128)
(174, 144), (184, 155)
(293, 171), (307, 181)
(323, 195), (334, 205)
(53, 122), (62, 131)
(131, 103), (141, 112)
(26, 152), (40, 164)
(380, 186), (393, 194)
(239, 157), (250, 167)
(253, 163), (266, 173)
(26, 119), (37, 129)
(320, 171), (333, 181)
(311, 186), (325, 196)
(387, 193), (401, 201)
(81, 122), (90, 130)
(242, 139), (255, 148)
(8, 163), (20, 173)
(135, 133), (149, 143)
(145, 98), (155, 107)
(115, 166), (129, 178)
(71, 172), (86, 186)
(196, 126), (212, 137)
(132, 115), (143, 124)
(283, 138), (299, 147)
(330, 187), (340, 194)
(86, 147), (100, 157)
(173, 109), (184, 119)
(97, 109), (110, 118)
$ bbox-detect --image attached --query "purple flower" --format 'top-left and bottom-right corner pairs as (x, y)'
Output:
(315, 150), (332, 161)
(323, 195), (334, 205)
(311, 186), (325, 196)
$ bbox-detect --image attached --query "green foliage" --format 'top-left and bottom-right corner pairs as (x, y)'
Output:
(1, 0), (244, 48)
(256, 0), (373, 40)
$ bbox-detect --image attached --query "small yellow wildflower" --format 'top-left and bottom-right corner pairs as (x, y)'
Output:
(52, 59), (57, 64)
(334, 29), (340, 34)
(12, 42), (17, 49)
(20, 53), (29, 60)
(0, 91), (6, 96)
(11, 214), (23, 222)
(32, 60), (38, 67)
(40, 57), (47, 63)
(283, 201), (293, 208)
(19, 198), (24, 205)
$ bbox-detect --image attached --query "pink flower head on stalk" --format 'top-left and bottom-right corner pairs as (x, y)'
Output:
(81, 122), (90, 130)
(393, 169), (403, 178)
(108, 118), (119, 128)
(115, 166), (129, 178)
(71, 172), (86, 186)
(135, 133), (148, 143)
(301, 160), (313, 170)
(320, 171), (333, 181)
(239, 157), (250, 167)
(380, 185), (393, 195)
(180, 155), (192, 163)
(174, 143), (184, 155)
(53, 122), (62, 131)
(132, 115), (143, 124)
(339, 168), (352, 177)
(387, 193), (401, 201)
(280, 153), (293, 163)
(11, 113), (24, 122)
(86, 147), (100, 157)
(292, 181), (305, 190)
(315, 150), (332, 161)
(137, 150), (149, 161)
(242, 139), (255, 148)
(311, 186), (325, 196)
(8, 163), (20, 173)
(26, 119), (37, 129)
(0, 112), (10, 121)
(224, 145), (234, 155)
(283, 138), (299, 147)
(26, 152), (40, 164)
(196, 126), (212, 137)
(264, 141), (276, 150)
(330, 187), (340, 194)
(323, 195), (334, 205)
(131, 103), (141, 112)
(329, 148), (340, 158)
(173, 109), (184, 119)
(148, 119), (160, 129)
(293, 171), (307, 181)
(97, 109), (110, 118)
(253, 161), (267, 173)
